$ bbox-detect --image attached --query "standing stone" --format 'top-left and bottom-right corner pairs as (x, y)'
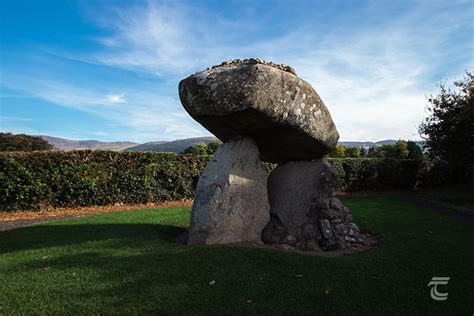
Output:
(262, 159), (359, 250)
(188, 137), (270, 245)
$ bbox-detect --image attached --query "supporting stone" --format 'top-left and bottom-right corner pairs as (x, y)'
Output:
(188, 137), (270, 245)
(262, 159), (360, 250)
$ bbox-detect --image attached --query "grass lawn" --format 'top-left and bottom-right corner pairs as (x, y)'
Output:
(1, 196), (473, 315)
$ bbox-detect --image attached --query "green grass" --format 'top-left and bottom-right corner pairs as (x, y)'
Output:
(1, 197), (473, 315)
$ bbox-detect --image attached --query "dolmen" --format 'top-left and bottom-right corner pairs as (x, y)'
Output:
(179, 58), (360, 250)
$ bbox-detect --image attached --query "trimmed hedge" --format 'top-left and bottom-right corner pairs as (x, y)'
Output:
(0, 151), (209, 211)
(329, 158), (421, 191)
(0, 151), (421, 211)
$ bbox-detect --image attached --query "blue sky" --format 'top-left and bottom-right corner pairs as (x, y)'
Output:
(1, 0), (473, 142)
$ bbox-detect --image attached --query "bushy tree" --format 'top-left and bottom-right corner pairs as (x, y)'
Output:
(182, 141), (221, 155)
(367, 146), (377, 156)
(196, 144), (208, 155)
(345, 146), (361, 158)
(0, 133), (53, 152)
(366, 140), (416, 159)
(206, 141), (220, 155)
(328, 145), (346, 158)
(183, 146), (198, 154)
(407, 141), (423, 160)
(419, 72), (474, 183)
(395, 140), (409, 159)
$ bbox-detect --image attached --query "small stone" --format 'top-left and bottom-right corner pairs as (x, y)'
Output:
(209, 280), (216, 286)
(305, 239), (320, 251)
(320, 219), (333, 239)
(329, 197), (344, 210)
(344, 236), (357, 243)
(348, 223), (360, 235)
(333, 223), (348, 235)
(285, 234), (297, 245)
(278, 244), (296, 251)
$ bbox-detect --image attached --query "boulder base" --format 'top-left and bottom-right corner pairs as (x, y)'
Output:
(188, 137), (270, 245)
(262, 159), (360, 250)
(179, 59), (339, 162)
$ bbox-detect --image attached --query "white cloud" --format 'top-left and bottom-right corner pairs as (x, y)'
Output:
(3, 1), (473, 142)
(0, 116), (32, 122)
(90, 2), (224, 76)
(1, 73), (209, 141)
(81, 1), (472, 141)
(104, 93), (126, 104)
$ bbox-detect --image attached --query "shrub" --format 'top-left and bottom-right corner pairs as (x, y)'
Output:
(0, 151), (209, 211)
(329, 158), (421, 191)
(0, 151), (422, 211)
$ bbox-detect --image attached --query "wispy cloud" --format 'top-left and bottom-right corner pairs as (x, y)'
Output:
(80, 1), (472, 141)
(89, 2), (233, 76)
(1, 73), (207, 141)
(104, 93), (126, 104)
(0, 116), (33, 122)
(2, 0), (473, 142)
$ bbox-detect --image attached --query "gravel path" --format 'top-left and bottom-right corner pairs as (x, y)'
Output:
(0, 216), (82, 231)
(394, 193), (474, 221)
(0, 201), (193, 232)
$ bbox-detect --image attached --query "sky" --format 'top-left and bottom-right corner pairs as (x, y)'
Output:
(0, 0), (473, 143)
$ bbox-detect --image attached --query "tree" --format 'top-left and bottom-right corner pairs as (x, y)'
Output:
(183, 146), (198, 154)
(419, 72), (474, 183)
(395, 140), (409, 159)
(196, 144), (208, 155)
(360, 147), (368, 157)
(345, 146), (361, 158)
(0, 133), (53, 152)
(367, 146), (377, 157)
(407, 141), (423, 160)
(182, 141), (221, 155)
(328, 145), (346, 158)
(206, 141), (220, 155)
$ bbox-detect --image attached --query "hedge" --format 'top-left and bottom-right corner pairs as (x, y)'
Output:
(0, 151), (421, 211)
(0, 151), (209, 212)
(329, 158), (421, 191)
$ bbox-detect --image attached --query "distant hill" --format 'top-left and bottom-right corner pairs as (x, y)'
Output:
(126, 137), (218, 153)
(339, 139), (425, 148)
(123, 141), (169, 151)
(41, 136), (139, 151)
(38, 134), (425, 153)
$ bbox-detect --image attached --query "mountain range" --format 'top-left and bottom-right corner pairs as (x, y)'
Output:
(40, 135), (423, 152)
(40, 136), (139, 151)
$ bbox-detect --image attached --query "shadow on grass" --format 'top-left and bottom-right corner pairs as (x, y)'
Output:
(1, 199), (473, 315)
(0, 223), (186, 254)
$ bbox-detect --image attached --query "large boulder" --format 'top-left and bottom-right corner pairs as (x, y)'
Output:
(188, 137), (270, 245)
(262, 159), (359, 250)
(178, 58), (339, 162)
